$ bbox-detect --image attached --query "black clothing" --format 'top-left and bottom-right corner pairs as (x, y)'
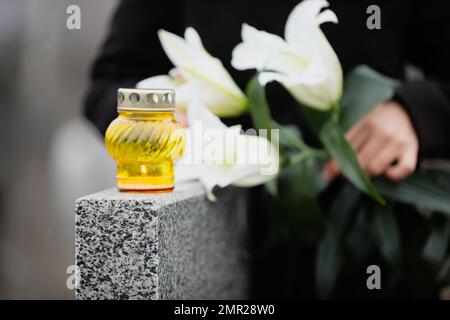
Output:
(85, 0), (450, 159)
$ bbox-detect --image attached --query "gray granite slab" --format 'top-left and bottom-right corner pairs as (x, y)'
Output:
(75, 181), (248, 300)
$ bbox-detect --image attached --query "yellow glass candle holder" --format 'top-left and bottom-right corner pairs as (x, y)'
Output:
(105, 88), (185, 192)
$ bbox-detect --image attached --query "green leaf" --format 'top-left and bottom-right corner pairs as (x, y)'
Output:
(316, 228), (343, 299)
(319, 118), (385, 204)
(246, 75), (274, 133)
(297, 103), (333, 134)
(370, 203), (402, 274)
(328, 183), (362, 239)
(276, 122), (305, 151)
(246, 76), (323, 167)
(340, 65), (401, 131)
(264, 179), (278, 197)
(346, 205), (374, 265)
(375, 169), (450, 217)
(422, 218), (450, 270)
(315, 183), (361, 298)
(277, 157), (327, 245)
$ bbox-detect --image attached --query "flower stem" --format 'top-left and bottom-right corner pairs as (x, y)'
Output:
(331, 103), (341, 123)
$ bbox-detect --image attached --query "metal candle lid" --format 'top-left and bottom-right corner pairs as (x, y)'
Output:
(117, 88), (175, 112)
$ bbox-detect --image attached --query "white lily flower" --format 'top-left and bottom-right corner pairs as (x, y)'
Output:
(138, 27), (248, 117)
(136, 74), (178, 92)
(231, 0), (343, 111)
(175, 100), (279, 201)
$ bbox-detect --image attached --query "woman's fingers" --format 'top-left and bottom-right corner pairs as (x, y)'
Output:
(385, 146), (418, 181)
(365, 140), (401, 176)
(322, 119), (371, 182)
(322, 159), (340, 182)
(322, 101), (419, 182)
(355, 132), (386, 173)
(346, 119), (371, 152)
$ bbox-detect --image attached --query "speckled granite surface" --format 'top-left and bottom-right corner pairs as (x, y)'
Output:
(75, 182), (247, 300)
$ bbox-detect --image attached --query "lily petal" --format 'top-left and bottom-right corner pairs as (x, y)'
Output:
(284, 0), (343, 105)
(184, 27), (207, 53)
(158, 29), (193, 68)
(233, 134), (279, 187)
(159, 28), (248, 117)
(232, 23), (289, 71)
(259, 64), (333, 110)
(136, 75), (177, 90)
(232, 0), (342, 110)
(176, 100), (278, 200)
(187, 99), (228, 131)
(317, 9), (338, 25)
(285, 0), (338, 49)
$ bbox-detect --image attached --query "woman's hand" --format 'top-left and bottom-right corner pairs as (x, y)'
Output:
(323, 101), (419, 182)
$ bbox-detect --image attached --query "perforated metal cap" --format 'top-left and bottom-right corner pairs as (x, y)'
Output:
(117, 88), (175, 112)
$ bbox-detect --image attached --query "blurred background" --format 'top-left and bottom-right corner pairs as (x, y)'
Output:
(0, 0), (119, 299)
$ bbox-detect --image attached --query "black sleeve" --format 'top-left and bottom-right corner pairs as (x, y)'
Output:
(83, 0), (183, 135)
(393, 1), (450, 159)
